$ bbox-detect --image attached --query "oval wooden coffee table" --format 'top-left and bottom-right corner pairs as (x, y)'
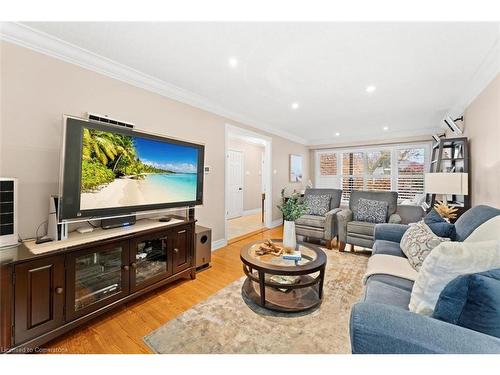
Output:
(240, 239), (327, 313)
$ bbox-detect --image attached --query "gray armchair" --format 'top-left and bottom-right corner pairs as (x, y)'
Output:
(295, 188), (342, 249)
(337, 190), (424, 251)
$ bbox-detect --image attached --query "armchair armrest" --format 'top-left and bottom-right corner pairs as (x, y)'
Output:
(388, 213), (402, 224)
(374, 223), (409, 243)
(324, 207), (342, 239)
(350, 302), (500, 354)
(336, 209), (353, 243)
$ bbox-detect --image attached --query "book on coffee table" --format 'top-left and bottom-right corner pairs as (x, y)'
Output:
(282, 250), (301, 261)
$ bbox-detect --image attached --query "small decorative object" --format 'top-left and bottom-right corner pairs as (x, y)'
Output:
(289, 154), (303, 182)
(269, 275), (301, 292)
(434, 201), (458, 222)
(277, 189), (308, 250)
(255, 239), (284, 256)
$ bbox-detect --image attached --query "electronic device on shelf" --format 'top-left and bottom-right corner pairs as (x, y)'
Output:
(58, 116), (205, 228)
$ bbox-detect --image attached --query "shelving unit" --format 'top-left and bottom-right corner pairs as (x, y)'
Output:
(427, 137), (470, 219)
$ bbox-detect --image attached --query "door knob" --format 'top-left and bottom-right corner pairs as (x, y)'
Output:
(123, 265), (130, 271)
(55, 287), (63, 295)
(174, 248), (179, 253)
(130, 262), (137, 269)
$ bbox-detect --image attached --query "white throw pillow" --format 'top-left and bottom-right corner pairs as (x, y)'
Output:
(409, 240), (500, 316)
(464, 215), (500, 242)
(400, 220), (450, 271)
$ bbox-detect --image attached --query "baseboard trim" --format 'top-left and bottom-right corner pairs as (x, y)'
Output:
(227, 228), (267, 245)
(211, 239), (227, 251)
(243, 208), (261, 216)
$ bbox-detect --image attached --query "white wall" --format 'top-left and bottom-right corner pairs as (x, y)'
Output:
(446, 73), (500, 207)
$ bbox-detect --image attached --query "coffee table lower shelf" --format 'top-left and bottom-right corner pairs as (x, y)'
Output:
(242, 276), (322, 313)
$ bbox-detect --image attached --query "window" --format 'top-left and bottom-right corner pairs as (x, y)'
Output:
(315, 143), (430, 202)
(319, 153), (337, 176)
(341, 152), (364, 201)
(397, 148), (425, 201)
(366, 151), (391, 192)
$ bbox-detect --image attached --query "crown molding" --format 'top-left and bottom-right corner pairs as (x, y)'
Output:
(449, 30), (500, 116)
(0, 22), (306, 145)
(307, 125), (438, 148)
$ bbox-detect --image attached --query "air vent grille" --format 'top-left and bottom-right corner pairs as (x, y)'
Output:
(87, 113), (135, 128)
(0, 180), (14, 235)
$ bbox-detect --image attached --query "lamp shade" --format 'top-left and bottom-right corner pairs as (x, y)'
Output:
(425, 173), (468, 195)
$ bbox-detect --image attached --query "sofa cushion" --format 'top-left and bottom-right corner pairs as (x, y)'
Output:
(372, 240), (405, 258)
(424, 208), (456, 239)
(432, 269), (500, 338)
(295, 214), (325, 228)
(354, 198), (388, 224)
(409, 240), (500, 316)
(454, 205), (500, 242)
(347, 221), (376, 237)
(464, 216), (500, 243)
(304, 194), (331, 216)
(363, 280), (411, 309)
(400, 220), (450, 271)
(350, 190), (398, 219)
(368, 274), (414, 292)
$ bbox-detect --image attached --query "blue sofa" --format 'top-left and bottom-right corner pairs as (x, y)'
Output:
(350, 205), (500, 354)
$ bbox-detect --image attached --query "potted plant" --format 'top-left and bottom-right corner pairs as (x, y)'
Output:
(277, 189), (308, 250)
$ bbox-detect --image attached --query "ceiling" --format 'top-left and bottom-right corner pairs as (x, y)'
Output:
(20, 22), (500, 145)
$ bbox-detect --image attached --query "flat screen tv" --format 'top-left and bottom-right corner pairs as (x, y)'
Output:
(59, 117), (204, 221)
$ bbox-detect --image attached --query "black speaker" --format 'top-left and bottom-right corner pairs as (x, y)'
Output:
(101, 215), (136, 229)
(0, 178), (18, 248)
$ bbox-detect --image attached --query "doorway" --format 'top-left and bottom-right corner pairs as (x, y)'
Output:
(227, 149), (244, 219)
(225, 124), (272, 243)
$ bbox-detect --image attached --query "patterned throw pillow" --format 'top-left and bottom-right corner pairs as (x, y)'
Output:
(353, 198), (388, 223)
(304, 194), (331, 216)
(400, 220), (450, 271)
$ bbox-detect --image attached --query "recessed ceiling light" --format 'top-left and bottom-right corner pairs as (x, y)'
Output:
(335, 132), (340, 137)
(228, 57), (238, 68)
(383, 126), (389, 131)
(365, 85), (376, 93)
(291, 102), (299, 110)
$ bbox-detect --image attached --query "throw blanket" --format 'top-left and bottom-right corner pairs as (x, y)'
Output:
(363, 254), (418, 284)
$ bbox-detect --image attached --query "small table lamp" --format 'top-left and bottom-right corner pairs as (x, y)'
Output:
(424, 172), (468, 204)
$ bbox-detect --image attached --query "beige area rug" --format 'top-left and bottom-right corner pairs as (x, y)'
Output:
(144, 250), (369, 354)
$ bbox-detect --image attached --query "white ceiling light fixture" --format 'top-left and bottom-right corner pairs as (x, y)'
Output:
(335, 132), (340, 136)
(228, 57), (238, 68)
(365, 85), (377, 93)
(291, 102), (300, 110)
(383, 126), (389, 131)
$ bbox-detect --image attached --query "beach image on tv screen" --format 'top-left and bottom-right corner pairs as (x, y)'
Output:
(79, 127), (198, 210)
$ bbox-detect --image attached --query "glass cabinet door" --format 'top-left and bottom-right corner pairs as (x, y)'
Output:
(67, 241), (129, 320)
(131, 232), (171, 291)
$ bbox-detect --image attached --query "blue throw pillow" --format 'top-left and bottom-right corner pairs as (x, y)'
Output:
(424, 208), (456, 239)
(432, 269), (500, 338)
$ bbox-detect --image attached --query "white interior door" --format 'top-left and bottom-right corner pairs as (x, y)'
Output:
(227, 150), (244, 219)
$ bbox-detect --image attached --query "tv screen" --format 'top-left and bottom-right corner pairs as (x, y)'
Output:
(59, 117), (204, 221)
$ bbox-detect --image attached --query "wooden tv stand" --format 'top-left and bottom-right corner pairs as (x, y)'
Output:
(0, 218), (196, 353)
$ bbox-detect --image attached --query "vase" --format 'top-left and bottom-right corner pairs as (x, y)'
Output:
(283, 220), (297, 250)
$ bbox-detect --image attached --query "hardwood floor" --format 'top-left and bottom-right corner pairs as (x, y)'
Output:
(44, 226), (286, 354)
